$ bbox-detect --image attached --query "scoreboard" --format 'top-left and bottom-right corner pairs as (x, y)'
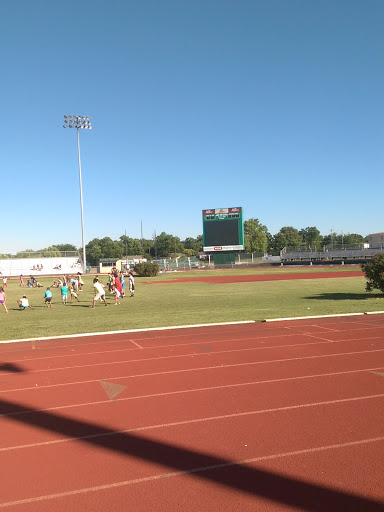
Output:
(202, 207), (244, 252)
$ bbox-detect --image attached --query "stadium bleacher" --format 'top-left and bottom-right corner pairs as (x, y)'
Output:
(0, 257), (83, 277)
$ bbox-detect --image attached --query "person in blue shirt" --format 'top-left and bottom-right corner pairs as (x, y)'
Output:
(61, 284), (68, 305)
(44, 287), (53, 308)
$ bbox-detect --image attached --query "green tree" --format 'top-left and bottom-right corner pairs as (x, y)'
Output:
(99, 237), (124, 259)
(361, 254), (384, 293)
(243, 218), (269, 253)
(299, 227), (323, 249)
(85, 239), (103, 266)
(120, 236), (144, 256)
(343, 233), (365, 245)
(155, 232), (183, 257)
(272, 227), (303, 251)
(183, 236), (203, 253)
(55, 244), (78, 252)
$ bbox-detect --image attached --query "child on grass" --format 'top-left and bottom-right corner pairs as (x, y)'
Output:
(0, 287), (9, 313)
(70, 285), (80, 303)
(44, 287), (53, 308)
(17, 295), (34, 310)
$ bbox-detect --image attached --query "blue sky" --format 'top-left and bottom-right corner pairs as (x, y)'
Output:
(2, 0), (383, 252)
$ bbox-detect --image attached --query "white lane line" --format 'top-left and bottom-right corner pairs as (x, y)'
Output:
(1, 393), (384, 453)
(0, 321), (256, 345)
(1, 335), (383, 378)
(0, 333), (303, 364)
(3, 320), (383, 360)
(0, 323), (263, 355)
(1, 348), (384, 394)
(1, 366), (383, 418)
(129, 340), (143, 349)
(0, 435), (383, 508)
(263, 312), (384, 322)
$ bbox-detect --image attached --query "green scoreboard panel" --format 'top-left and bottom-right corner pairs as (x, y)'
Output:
(202, 207), (244, 252)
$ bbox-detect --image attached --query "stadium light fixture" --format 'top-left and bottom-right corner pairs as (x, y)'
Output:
(63, 115), (92, 271)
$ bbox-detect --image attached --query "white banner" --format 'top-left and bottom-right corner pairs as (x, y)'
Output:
(203, 245), (244, 252)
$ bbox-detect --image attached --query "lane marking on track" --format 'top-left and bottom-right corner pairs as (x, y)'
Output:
(0, 333), (314, 364)
(129, 340), (143, 349)
(0, 435), (383, 507)
(0, 321), (256, 345)
(1, 335), (383, 377)
(1, 348), (384, 394)
(0, 328), (294, 358)
(1, 366), (383, 418)
(2, 319), (383, 357)
(263, 312), (384, 322)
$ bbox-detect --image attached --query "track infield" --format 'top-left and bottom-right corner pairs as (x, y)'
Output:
(0, 314), (383, 511)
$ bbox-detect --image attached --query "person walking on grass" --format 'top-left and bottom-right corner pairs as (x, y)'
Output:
(128, 272), (135, 297)
(60, 282), (68, 305)
(0, 287), (9, 313)
(44, 287), (53, 308)
(17, 295), (34, 310)
(19, 275), (24, 287)
(113, 284), (121, 305)
(92, 278), (108, 308)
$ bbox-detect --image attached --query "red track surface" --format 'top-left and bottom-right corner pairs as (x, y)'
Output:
(0, 315), (383, 511)
(145, 270), (364, 284)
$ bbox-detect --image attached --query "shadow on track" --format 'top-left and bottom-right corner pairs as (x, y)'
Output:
(1, 398), (383, 511)
(0, 363), (25, 373)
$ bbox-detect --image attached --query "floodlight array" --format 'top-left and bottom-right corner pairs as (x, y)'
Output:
(63, 115), (92, 129)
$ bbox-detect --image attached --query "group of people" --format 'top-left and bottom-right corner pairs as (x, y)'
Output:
(52, 273), (84, 292)
(92, 268), (135, 308)
(0, 269), (135, 313)
(31, 264), (43, 271)
(19, 275), (44, 288)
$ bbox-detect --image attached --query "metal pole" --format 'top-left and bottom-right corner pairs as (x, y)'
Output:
(77, 128), (86, 271)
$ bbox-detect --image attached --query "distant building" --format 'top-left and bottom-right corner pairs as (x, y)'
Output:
(368, 233), (384, 249)
(97, 256), (146, 274)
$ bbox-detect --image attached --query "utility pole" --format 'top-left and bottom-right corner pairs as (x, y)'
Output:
(63, 115), (92, 272)
(153, 230), (157, 259)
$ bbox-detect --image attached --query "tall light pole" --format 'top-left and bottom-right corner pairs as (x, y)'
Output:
(63, 115), (92, 272)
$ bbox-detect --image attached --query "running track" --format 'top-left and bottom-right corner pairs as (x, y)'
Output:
(0, 315), (383, 511)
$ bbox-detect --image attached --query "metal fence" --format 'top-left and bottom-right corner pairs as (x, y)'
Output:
(282, 244), (369, 253)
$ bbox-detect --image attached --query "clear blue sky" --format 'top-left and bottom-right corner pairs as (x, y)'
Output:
(2, 0), (383, 252)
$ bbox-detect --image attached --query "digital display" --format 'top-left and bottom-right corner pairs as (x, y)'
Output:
(204, 219), (240, 247)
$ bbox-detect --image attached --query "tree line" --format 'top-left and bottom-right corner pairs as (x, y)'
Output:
(1, 221), (368, 265)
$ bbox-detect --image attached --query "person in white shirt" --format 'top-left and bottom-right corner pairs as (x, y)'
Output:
(92, 278), (108, 308)
(129, 272), (135, 297)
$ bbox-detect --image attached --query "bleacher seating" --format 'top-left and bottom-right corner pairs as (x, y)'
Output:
(0, 257), (83, 277)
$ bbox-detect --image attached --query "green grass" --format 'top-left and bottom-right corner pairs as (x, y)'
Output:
(0, 268), (382, 342)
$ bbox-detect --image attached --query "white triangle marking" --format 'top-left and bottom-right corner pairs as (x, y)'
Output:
(99, 381), (127, 400)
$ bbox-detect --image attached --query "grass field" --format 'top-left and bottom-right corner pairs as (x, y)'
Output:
(0, 267), (383, 342)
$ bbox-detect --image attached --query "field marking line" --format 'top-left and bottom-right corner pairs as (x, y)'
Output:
(0, 332), (318, 364)
(4, 323), (384, 365)
(263, 312), (384, 322)
(1, 366), (383, 418)
(1, 393), (384, 452)
(0, 435), (383, 508)
(2, 317), (382, 355)
(1, 334), (383, 378)
(1, 348), (384, 394)
(0, 321), (256, 345)
(129, 340), (143, 349)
